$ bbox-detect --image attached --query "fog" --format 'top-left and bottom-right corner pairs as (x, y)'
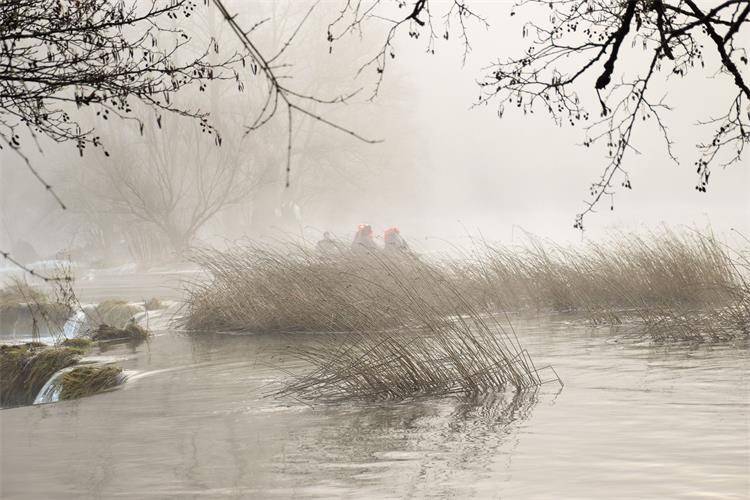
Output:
(2, 0), (748, 264)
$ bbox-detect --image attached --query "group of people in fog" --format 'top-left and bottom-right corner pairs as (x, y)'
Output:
(316, 224), (410, 256)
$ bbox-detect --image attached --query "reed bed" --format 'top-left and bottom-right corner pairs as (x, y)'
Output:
(183, 230), (746, 403)
(185, 244), (450, 333)
(450, 230), (740, 314)
(186, 244), (545, 401)
(448, 230), (748, 342)
(276, 269), (544, 402)
(186, 230), (747, 344)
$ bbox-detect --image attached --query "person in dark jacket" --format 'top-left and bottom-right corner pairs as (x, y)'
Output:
(316, 231), (343, 255)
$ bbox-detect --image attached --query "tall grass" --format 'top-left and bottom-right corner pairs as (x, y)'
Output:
(186, 244), (546, 400)
(186, 230), (748, 344)
(451, 230), (740, 314)
(446, 230), (748, 341)
(0, 280), (72, 340)
(183, 230), (746, 401)
(185, 244), (449, 333)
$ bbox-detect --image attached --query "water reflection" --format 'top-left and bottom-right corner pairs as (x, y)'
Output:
(272, 390), (542, 498)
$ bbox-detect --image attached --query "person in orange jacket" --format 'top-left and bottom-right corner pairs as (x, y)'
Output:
(383, 227), (409, 253)
(351, 224), (378, 252)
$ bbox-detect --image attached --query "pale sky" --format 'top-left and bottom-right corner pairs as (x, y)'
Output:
(1, 0), (747, 256)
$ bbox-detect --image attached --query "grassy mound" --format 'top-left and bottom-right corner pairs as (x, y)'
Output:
(60, 337), (94, 352)
(91, 322), (148, 342)
(0, 343), (80, 406)
(88, 300), (140, 330)
(59, 366), (123, 400)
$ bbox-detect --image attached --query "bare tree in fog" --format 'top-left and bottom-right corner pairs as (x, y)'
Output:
(210, 0), (380, 189)
(71, 112), (257, 256)
(0, 0), (244, 205)
(328, 0), (749, 228)
(0, 0), (376, 271)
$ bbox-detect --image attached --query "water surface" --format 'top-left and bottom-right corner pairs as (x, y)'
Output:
(1, 317), (747, 499)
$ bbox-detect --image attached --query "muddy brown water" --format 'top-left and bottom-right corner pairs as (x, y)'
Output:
(1, 313), (747, 499)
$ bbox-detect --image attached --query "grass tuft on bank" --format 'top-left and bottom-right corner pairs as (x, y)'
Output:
(59, 366), (123, 400)
(0, 343), (79, 406)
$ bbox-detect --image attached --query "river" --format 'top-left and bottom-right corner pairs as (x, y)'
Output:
(1, 310), (747, 499)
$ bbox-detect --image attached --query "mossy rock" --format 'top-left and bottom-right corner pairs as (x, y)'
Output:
(60, 337), (94, 352)
(59, 366), (123, 400)
(0, 343), (80, 407)
(91, 322), (148, 342)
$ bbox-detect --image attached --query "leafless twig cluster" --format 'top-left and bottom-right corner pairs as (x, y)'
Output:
(329, 1), (749, 228)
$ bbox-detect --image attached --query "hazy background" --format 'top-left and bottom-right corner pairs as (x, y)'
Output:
(1, 0), (747, 264)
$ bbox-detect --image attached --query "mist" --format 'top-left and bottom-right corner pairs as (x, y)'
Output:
(2, 2), (749, 498)
(2, 0), (747, 266)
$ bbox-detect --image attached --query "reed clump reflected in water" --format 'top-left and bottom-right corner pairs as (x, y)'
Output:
(182, 230), (746, 401)
(186, 244), (550, 401)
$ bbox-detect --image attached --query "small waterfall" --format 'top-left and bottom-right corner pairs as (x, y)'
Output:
(33, 367), (75, 405)
(62, 309), (87, 338)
